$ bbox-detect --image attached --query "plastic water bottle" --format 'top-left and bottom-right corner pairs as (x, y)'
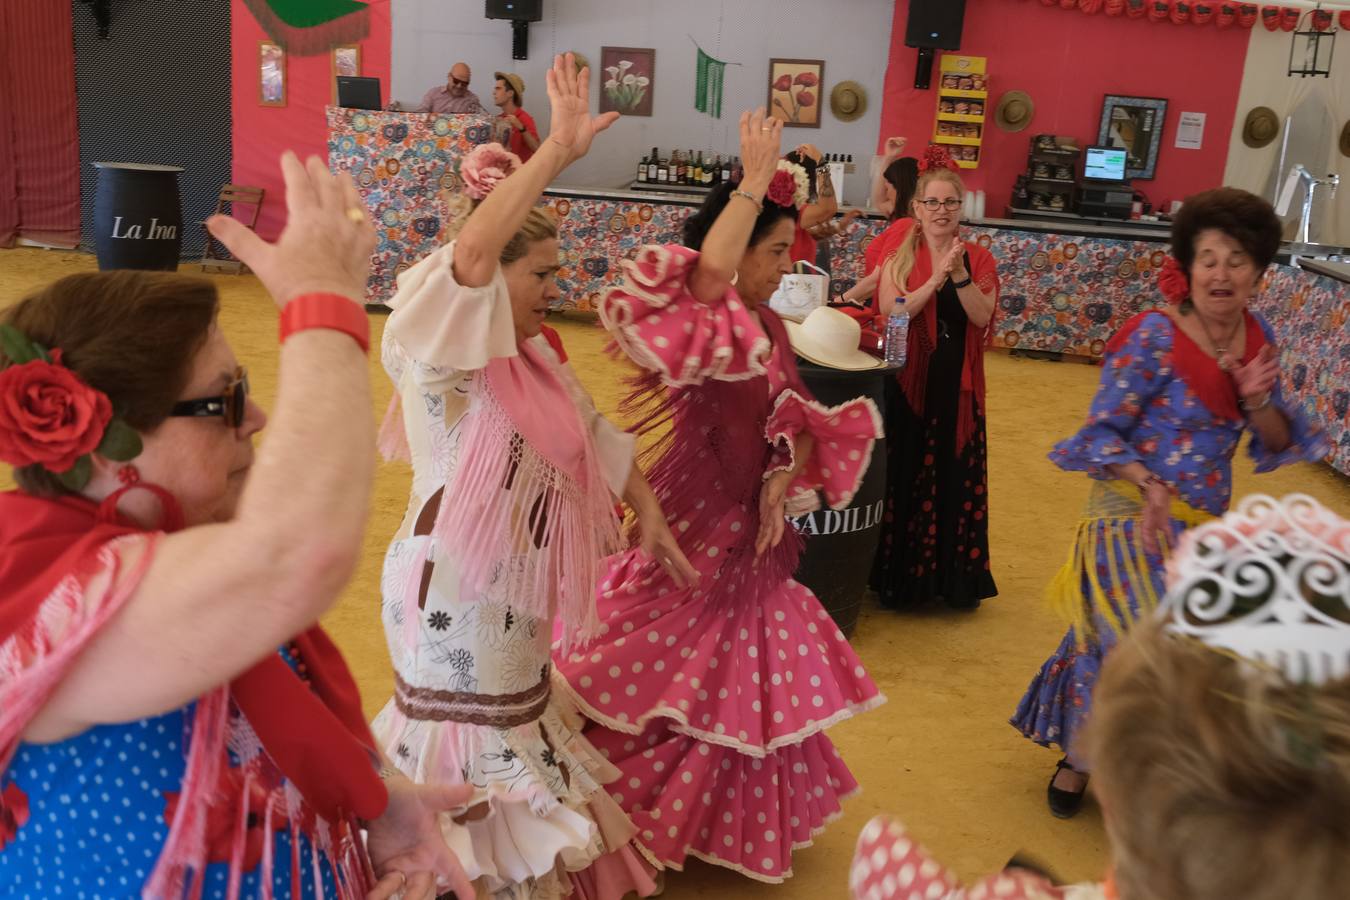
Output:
(884, 306), (909, 368)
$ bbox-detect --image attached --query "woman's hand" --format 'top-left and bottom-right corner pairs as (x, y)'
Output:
(545, 52), (619, 165)
(755, 471), (792, 557)
(365, 774), (475, 900)
(1233, 344), (1279, 404)
(1139, 480), (1173, 557)
(738, 108), (784, 193)
(883, 136), (907, 160)
(635, 510), (699, 589)
(208, 153), (375, 310)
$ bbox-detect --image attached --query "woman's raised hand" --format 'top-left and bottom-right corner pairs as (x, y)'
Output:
(738, 108), (783, 192)
(545, 52), (619, 165)
(207, 152), (375, 310)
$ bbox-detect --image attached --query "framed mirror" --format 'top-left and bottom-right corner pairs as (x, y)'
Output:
(1097, 95), (1167, 180)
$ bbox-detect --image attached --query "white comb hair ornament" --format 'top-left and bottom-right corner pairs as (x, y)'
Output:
(1158, 494), (1350, 685)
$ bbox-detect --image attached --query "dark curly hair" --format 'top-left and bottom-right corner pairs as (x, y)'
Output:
(1170, 187), (1282, 273)
(680, 182), (797, 252)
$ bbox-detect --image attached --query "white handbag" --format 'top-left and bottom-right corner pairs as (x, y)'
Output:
(768, 261), (830, 323)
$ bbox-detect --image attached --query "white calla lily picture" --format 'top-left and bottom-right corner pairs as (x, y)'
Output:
(599, 46), (655, 117)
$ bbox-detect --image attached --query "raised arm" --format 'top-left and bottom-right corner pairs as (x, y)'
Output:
(688, 109), (783, 304)
(27, 154), (379, 740)
(869, 136), (907, 214)
(454, 54), (617, 288)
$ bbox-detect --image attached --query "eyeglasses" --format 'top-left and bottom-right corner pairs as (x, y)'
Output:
(169, 367), (250, 429)
(917, 198), (963, 212)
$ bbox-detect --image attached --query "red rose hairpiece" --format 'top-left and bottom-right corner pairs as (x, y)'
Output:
(460, 142), (523, 201)
(1157, 255), (1190, 304)
(918, 145), (959, 174)
(0, 324), (142, 490)
(766, 169), (800, 208)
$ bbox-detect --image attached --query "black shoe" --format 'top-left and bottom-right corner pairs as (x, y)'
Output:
(1047, 758), (1088, 819)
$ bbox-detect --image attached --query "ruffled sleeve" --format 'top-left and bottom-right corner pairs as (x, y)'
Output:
(385, 240), (518, 385)
(529, 333), (637, 498)
(764, 389), (883, 514)
(599, 244), (773, 386)
(1050, 311), (1173, 478)
(1247, 313), (1331, 473)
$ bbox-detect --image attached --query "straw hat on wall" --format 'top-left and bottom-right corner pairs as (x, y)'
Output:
(830, 81), (868, 122)
(1242, 107), (1281, 149)
(994, 91), (1035, 132)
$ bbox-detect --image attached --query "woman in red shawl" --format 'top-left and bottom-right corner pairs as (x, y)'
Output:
(870, 155), (1000, 611)
(0, 155), (472, 899)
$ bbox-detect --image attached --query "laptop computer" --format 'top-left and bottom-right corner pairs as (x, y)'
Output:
(336, 76), (381, 111)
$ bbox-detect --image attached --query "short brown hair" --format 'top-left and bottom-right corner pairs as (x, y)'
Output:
(3, 271), (219, 496)
(1170, 187), (1283, 273)
(1087, 623), (1350, 900)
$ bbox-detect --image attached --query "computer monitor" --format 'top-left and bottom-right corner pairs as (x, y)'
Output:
(336, 76), (381, 111)
(1083, 146), (1128, 183)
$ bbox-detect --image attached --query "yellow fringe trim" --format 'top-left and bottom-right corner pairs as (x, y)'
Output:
(1047, 480), (1214, 647)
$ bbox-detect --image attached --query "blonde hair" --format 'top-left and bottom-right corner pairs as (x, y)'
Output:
(1086, 623), (1350, 900)
(885, 168), (965, 294)
(442, 193), (558, 264)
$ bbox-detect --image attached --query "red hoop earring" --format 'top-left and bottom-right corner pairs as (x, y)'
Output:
(97, 465), (185, 533)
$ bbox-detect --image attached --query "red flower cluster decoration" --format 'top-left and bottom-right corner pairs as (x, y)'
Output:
(919, 145), (959, 174)
(0, 324), (141, 489)
(1157, 255), (1191, 304)
(766, 169), (799, 208)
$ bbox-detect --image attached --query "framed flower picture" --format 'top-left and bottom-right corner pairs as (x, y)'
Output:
(260, 41), (286, 107)
(331, 44), (361, 105)
(768, 59), (824, 128)
(1097, 94), (1168, 180)
(599, 46), (655, 117)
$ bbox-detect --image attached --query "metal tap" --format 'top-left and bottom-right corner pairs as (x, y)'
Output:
(1292, 164), (1340, 245)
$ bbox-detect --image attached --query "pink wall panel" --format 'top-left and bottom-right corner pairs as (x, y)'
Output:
(231, 2), (391, 239)
(879, 0), (1251, 216)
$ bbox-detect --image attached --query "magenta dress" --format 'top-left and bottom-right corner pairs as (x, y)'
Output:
(553, 245), (886, 883)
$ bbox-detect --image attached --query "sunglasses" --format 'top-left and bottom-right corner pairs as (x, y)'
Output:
(169, 366), (250, 429)
(451, 76), (470, 87)
(917, 198), (963, 212)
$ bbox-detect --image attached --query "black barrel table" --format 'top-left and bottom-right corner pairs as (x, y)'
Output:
(92, 162), (185, 271)
(788, 360), (891, 637)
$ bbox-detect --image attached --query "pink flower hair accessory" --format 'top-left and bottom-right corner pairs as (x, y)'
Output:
(460, 142), (523, 201)
(1157, 255), (1190, 304)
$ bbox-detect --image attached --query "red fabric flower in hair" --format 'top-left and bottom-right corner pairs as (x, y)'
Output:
(0, 357), (112, 473)
(766, 169), (799, 208)
(0, 782), (30, 850)
(1157, 256), (1190, 304)
(919, 145), (958, 173)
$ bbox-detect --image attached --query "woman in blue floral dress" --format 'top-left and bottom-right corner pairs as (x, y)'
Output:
(1010, 188), (1329, 818)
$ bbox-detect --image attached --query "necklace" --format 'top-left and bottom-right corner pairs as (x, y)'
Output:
(1191, 308), (1244, 371)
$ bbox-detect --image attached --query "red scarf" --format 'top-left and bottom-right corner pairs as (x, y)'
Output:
(886, 239), (995, 454)
(0, 490), (385, 824)
(1105, 310), (1266, 422)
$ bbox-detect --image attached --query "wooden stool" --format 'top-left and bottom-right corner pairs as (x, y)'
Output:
(199, 184), (264, 274)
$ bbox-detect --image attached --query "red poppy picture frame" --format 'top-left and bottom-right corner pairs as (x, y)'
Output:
(767, 58), (824, 128)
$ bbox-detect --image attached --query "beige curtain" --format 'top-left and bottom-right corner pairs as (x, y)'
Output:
(1222, 26), (1349, 247)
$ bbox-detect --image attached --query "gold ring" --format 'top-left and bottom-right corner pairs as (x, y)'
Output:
(346, 207), (365, 223)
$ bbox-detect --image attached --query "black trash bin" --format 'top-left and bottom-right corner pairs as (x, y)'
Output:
(92, 162), (185, 271)
(788, 360), (890, 637)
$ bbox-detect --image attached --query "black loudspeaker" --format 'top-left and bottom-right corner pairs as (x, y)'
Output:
(905, 0), (966, 50)
(486, 0), (542, 21)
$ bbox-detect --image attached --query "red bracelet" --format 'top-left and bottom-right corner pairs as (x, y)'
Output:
(279, 293), (370, 354)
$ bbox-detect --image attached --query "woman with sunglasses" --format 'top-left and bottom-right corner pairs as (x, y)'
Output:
(869, 150), (1000, 612)
(0, 155), (474, 899)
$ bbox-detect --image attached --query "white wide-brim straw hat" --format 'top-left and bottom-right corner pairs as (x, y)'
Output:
(783, 307), (882, 371)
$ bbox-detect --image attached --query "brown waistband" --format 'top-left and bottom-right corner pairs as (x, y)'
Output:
(394, 669), (551, 727)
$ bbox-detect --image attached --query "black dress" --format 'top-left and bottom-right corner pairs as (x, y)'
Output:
(869, 277), (997, 610)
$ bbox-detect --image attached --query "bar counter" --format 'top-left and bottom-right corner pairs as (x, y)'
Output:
(327, 115), (1347, 476)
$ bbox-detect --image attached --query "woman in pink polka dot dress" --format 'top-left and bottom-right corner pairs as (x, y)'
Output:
(554, 109), (886, 884)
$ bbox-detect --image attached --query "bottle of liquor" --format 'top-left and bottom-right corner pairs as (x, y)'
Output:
(678, 150), (689, 185)
(636, 150), (648, 183)
(647, 147), (659, 183)
(719, 154), (731, 184)
(732, 156), (743, 182)
(702, 152), (714, 186)
(657, 153), (669, 184)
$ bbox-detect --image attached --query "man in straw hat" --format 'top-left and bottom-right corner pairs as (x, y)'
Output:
(493, 71), (540, 161)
